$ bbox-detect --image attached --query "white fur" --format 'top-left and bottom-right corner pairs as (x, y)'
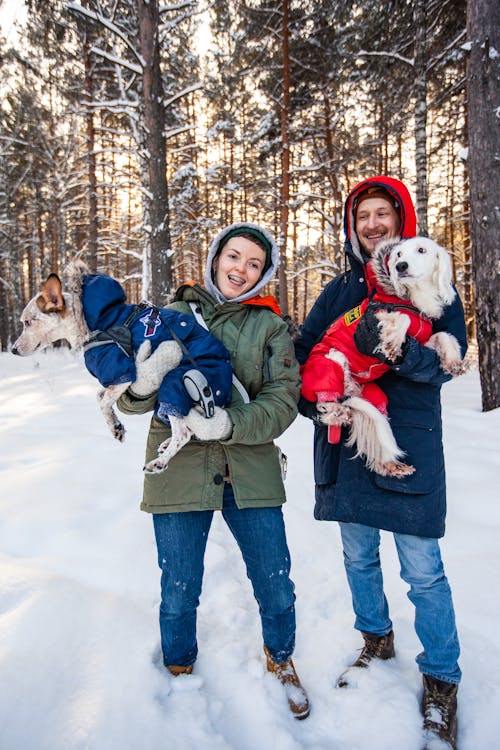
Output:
(374, 310), (411, 364)
(386, 236), (456, 318)
(375, 237), (464, 371)
(318, 237), (465, 479)
(12, 261), (200, 474)
(345, 397), (413, 477)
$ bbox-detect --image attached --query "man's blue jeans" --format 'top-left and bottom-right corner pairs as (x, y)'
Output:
(153, 484), (296, 667)
(339, 522), (461, 684)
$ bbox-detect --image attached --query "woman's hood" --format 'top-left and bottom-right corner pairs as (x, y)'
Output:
(343, 176), (417, 265)
(203, 222), (280, 304)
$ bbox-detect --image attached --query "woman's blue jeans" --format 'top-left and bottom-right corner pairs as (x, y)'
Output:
(153, 484), (296, 667)
(339, 522), (461, 684)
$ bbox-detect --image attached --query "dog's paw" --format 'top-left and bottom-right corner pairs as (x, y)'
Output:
(143, 457), (169, 474)
(376, 311), (410, 361)
(156, 438), (172, 455)
(113, 423), (126, 442)
(378, 461), (415, 478)
(441, 359), (467, 377)
(317, 402), (352, 427)
(426, 332), (465, 376)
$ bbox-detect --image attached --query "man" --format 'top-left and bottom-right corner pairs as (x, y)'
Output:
(295, 177), (466, 749)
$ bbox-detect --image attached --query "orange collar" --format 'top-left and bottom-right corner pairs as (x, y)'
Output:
(184, 280), (281, 316)
(241, 294), (281, 315)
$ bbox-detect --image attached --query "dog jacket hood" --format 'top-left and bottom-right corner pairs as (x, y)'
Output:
(81, 274), (127, 330)
(81, 274), (233, 420)
(344, 176), (417, 265)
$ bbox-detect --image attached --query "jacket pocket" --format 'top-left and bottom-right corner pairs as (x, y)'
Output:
(373, 408), (442, 495)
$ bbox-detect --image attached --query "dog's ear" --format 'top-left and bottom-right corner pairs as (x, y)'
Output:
(433, 246), (456, 306)
(38, 273), (65, 313)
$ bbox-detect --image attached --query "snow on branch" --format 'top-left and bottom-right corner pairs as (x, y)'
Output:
(90, 47), (142, 75)
(288, 262), (339, 281)
(162, 83), (203, 108)
(427, 29), (467, 73)
(357, 49), (414, 67)
(67, 3), (145, 68)
(164, 125), (195, 140)
(87, 101), (140, 120)
(159, 2), (197, 12)
(118, 249), (143, 262)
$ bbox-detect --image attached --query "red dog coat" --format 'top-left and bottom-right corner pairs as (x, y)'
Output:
(301, 262), (432, 442)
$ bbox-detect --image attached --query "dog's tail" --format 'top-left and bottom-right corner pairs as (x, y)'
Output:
(345, 396), (406, 470)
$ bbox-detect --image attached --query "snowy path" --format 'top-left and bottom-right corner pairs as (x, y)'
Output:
(0, 351), (498, 749)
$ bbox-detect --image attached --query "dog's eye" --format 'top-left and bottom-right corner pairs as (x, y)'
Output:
(25, 320), (32, 327)
(417, 247), (426, 254)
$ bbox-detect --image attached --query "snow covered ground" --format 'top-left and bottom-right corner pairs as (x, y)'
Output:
(0, 350), (498, 750)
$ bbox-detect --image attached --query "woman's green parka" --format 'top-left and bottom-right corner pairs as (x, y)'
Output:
(117, 282), (300, 513)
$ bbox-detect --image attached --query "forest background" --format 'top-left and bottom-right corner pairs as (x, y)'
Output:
(0, 0), (498, 409)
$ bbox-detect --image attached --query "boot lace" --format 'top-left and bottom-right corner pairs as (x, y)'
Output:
(423, 682), (455, 733)
(357, 636), (389, 666)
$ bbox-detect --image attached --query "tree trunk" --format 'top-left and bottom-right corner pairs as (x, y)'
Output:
(414, 0), (429, 235)
(466, 0), (500, 411)
(278, 0), (290, 315)
(82, 0), (98, 272)
(137, 0), (173, 304)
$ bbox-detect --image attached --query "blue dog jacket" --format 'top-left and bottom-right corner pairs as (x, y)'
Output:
(81, 274), (233, 421)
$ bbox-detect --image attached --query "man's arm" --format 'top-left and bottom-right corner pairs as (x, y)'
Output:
(355, 292), (467, 387)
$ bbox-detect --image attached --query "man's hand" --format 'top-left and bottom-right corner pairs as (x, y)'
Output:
(353, 305), (384, 358)
(184, 406), (232, 441)
(130, 340), (183, 397)
(354, 304), (410, 365)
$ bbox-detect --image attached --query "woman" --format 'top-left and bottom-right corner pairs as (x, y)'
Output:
(295, 177), (466, 749)
(118, 222), (309, 719)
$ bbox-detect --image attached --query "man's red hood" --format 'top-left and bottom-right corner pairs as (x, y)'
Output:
(344, 176), (417, 264)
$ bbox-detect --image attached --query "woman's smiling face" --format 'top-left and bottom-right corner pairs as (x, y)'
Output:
(212, 236), (267, 299)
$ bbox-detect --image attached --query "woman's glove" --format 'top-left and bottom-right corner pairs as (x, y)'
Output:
(184, 406), (233, 441)
(130, 340), (182, 397)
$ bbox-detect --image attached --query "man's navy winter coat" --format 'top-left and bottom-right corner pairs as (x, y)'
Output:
(294, 177), (467, 538)
(81, 274), (232, 421)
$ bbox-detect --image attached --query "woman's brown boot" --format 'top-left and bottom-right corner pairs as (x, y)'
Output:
(264, 646), (310, 720)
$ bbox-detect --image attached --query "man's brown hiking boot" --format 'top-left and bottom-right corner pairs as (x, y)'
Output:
(336, 630), (395, 688)
(422, 674), (458, 750)
(264, 646), (310, 720)
(166, 664), (194, 676)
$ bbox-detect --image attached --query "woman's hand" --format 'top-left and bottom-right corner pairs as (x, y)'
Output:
(130, 340), (182, 397)
(184, 406), (233, 441)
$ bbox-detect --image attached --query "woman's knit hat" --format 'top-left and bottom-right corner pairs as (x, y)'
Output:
(217, 226), (273, 273)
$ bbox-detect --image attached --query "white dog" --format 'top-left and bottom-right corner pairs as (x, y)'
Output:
(301, 237), (466, 478)
(12, 261), (232, 473)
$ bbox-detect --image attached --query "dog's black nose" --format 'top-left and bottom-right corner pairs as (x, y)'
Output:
(11, 346), (20, 355)
(396, 261), (408, 273)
